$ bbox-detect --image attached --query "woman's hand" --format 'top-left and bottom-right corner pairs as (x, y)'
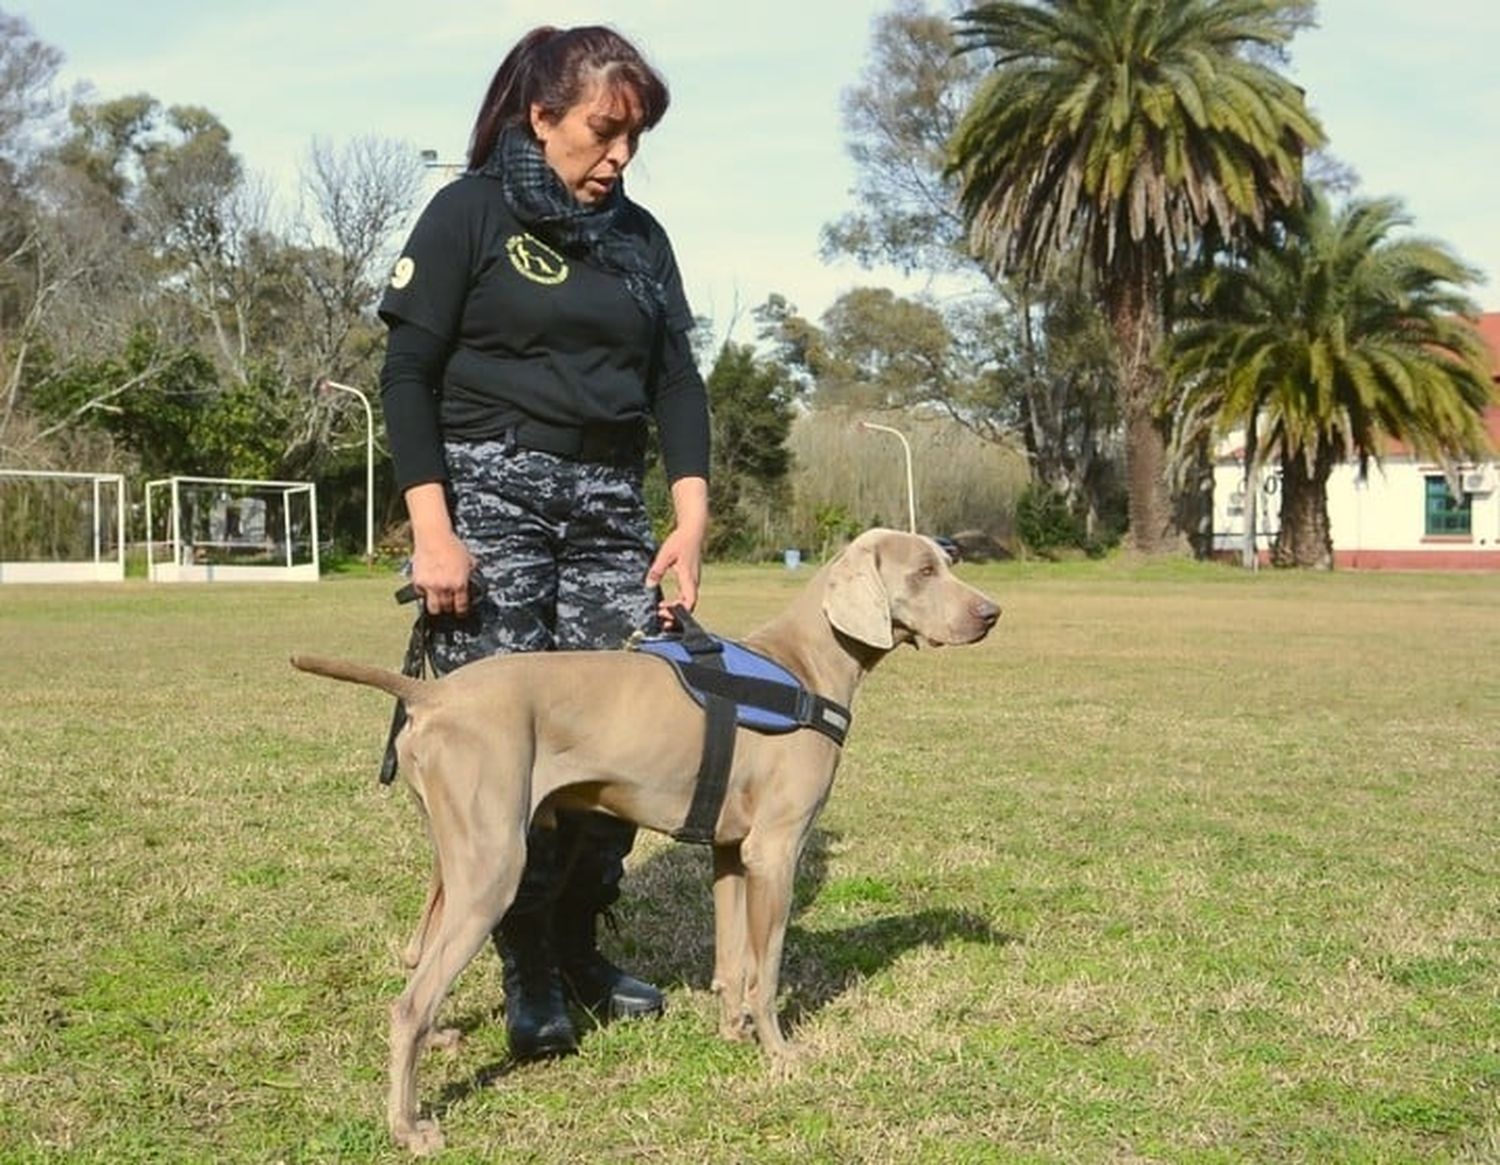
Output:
(647, 475), (708, 624)
(404, 482), (477, 616)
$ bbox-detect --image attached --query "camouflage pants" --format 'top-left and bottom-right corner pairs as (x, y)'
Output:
(428, 437), (661, 918)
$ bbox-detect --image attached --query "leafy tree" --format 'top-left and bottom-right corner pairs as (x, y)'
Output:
(757, 288), (1104, 532)
(993, 273), (1125, 541)
(0, 30), (423, 551)
(816, 287), (956, 408)
(825, 1), (1121, 530)
(0, 9), (65, 446)
(949, 0), (1323, 554)
(757, 286), (987, 416)
(28, 329), (219, 476)
(1170, 187), (1496, 569)
(702, 340), (796, 558)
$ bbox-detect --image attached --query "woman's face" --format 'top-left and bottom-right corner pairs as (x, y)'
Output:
(530, 77), (644, 205)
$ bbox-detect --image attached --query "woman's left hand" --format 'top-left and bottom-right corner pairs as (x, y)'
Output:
(646, 475), (708, 624)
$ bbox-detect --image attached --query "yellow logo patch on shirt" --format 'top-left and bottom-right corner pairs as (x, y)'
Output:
(389, 256), (415, 289)
(506, 233), (568, 285)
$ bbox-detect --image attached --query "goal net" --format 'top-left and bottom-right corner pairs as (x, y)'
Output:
(144, 475), (321, 582)
(0, 469), (127, 583)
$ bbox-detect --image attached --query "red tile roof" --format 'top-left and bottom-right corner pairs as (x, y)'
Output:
(1476, 311), (1500, 376)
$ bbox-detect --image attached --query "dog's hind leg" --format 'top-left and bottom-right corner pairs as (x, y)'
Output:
(386, 726), (535, 1156)
(399, 777), (443, 972)
(387, 830), (525, 1156)
(402, 859), (443, 971)
(711, 842), (752, 1041)
(403, 862), (466, 1055)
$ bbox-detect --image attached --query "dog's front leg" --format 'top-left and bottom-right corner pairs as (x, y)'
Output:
(741, 834), (799, 1062)
(711, 842), (751, 1041)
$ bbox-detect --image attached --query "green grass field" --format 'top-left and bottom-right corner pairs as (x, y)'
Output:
(2, 558), (1497, 1163)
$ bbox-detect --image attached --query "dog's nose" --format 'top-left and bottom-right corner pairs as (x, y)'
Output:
(975, 598), (1001, 626)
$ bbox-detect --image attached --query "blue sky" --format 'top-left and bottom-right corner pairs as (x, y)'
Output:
(19, 0), (1500, 338)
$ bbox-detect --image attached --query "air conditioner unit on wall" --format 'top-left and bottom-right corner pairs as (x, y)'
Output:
(1462, 468), (1496, 494)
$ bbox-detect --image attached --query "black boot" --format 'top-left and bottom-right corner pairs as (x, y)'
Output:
(492, 828), (577, 1061)
(493, 912), (578, 1060)
(553, 811), (665, 1020)
(554, 904), (666, 1019)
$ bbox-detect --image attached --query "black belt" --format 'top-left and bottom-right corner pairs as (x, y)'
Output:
(503, 415), (647, 466)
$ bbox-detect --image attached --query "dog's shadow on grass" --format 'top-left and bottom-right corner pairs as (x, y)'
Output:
(429, 826), (1012, 1111)
(614, 825), (1013, 1034)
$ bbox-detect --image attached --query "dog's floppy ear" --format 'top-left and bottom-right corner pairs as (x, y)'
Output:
(822, 538), (894, 649)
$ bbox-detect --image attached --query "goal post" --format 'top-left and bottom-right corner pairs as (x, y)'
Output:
(0, 469), (127, 583)
(144, 475), (321, 582)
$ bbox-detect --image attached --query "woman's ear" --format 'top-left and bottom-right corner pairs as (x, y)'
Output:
(528, 103), (550, 143)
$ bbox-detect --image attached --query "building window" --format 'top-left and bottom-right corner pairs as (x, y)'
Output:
(1424, 476), (1472, 536)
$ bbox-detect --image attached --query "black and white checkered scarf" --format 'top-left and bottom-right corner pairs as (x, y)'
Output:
(481, 126), (663, 320)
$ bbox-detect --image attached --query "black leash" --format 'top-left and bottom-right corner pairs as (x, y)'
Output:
(378, 582), (433, 784)
(378, 579), (482, 784)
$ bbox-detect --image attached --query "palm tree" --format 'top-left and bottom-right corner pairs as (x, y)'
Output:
(948, 0), (1323, 554)
(1169, 188), (1496, 568)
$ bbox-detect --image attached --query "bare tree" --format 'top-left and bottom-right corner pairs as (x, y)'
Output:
(0, 9), (62, 180)
(820, 0), (980, 275)
(296, 135), (424, 378)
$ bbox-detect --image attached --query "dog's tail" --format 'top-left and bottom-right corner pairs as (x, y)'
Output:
(290, 654), (426, 703)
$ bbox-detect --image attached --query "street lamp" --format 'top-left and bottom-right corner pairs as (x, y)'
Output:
(319, 378), (376, 563)
(857, 420), (916, 534)
(420, 148), (465, 180)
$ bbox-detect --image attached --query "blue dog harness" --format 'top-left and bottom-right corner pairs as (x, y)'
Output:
(634, 606), (852, 844)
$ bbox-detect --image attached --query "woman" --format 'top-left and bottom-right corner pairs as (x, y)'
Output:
(377, 25), (710, 1062)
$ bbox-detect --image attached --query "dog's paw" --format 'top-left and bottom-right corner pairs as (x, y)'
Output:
(424, 1026), (463, 1054)
(394, 1117), (445, 1157)
(717, 1006), (754, 1043)
(765, 1045), (803, 1083)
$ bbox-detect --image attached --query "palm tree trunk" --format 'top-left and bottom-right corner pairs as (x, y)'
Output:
(1273, 446), (1335, 569)
(1107, 272), (1183, 555)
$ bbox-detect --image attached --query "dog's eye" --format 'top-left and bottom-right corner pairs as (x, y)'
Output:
(918, 562), (937, 578)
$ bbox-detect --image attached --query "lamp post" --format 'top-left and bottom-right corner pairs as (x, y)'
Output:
(319, 378), (375, 563)
(420, 148), (465, 181)
(857, 420), (916, 534)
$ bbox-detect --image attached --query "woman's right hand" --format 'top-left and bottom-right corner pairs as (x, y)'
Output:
(410, 528), (477, 616)
(404, 482), (477, 617)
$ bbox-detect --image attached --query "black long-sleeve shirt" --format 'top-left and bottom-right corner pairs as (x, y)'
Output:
(377, 174), (710, 491)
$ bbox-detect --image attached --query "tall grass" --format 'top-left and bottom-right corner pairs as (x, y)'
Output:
(1, 559), (1496, 1163)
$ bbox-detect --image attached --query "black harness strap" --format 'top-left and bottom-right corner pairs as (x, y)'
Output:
(673, 604), (725, 659)
(669, 605), (733, 844)
(674, 693), (737, 844)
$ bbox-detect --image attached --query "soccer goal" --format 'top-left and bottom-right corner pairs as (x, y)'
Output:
(144, 475), (321, 582)
(0, 469), (127, 583)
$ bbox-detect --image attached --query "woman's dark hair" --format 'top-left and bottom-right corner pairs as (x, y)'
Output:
(467, 25), (670, 169)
